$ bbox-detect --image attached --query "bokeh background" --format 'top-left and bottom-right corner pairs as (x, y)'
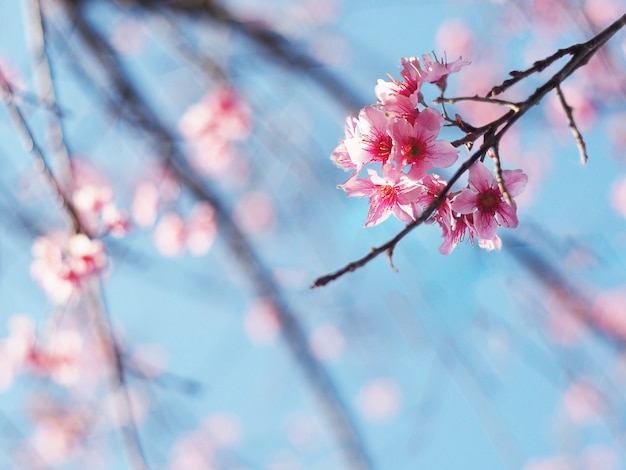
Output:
(1, 1), (626, 469)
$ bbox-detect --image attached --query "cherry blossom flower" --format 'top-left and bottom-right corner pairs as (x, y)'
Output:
(330, 115), (360, 172)
(388, 108), (457, 180)
(345, 106), (394, 168)
(415, 53), (470, 91)
(340, 165), (423, 227)
(452, 161), (527, 240)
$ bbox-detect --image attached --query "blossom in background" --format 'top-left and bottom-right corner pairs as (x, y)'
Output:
(30, 232), (107, 304)
(452, 161), (527, 240)
(340, 165), (422, 227)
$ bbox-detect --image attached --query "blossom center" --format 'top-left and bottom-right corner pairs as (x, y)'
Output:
(401, 138), (424, 162)
(380, 185), (397, 202)
(365, 135), (392, 163)
(477, 190), (500, 215)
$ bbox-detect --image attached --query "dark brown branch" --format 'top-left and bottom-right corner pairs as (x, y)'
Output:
(313, 12), (626, 288)
(555, 85), (589, 164)
(488, 44), (581, 97)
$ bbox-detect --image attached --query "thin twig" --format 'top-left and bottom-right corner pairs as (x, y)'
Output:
(488, 44), (581, 97)
(555, 84), (589, 164)
(435, 95), (520, 112)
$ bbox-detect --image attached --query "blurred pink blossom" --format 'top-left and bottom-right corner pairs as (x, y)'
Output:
(356, 378), (401, 422)
(244, 299), (281, 344)
(308, 324), (345, 363)
(31, 232), (107, 304)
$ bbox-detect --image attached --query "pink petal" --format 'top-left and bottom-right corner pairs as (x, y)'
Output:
(502, 169), (528, 197)
(496, 202), (519, 228)
(365, 193), (392, 227)
(474, 210), (498, 239)
(415, 108), (444, 136)
(468, 161), (494, 193)
(339, 176), (375, 198)
(451, 190), (478, 214)
(392, 203), (415, 224)
(425, 140), (458, 168)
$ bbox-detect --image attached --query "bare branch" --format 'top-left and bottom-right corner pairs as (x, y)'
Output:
(555, 85), (589, 164)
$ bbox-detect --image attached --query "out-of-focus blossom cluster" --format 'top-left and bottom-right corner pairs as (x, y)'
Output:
(31, 232), (107, 304)
(71, 159), (130, 238)
(179, 85), (251, 181)
(332, 55), (528, 253)
(0, 315), (83, 389)
(131, 166), (218, 257)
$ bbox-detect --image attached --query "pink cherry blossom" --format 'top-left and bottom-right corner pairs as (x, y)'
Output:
(388, 108), (457, 180)
(416, 53), (470, 91)
(330, 115), (359, 171)
(345, 106), (394, 168)
(375, 57), (424, 104)
(452, 161), (527, 240)
(340, 165), (423, 227)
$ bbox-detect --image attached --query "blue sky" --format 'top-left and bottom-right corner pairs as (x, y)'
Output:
(1, 1), (626, 469)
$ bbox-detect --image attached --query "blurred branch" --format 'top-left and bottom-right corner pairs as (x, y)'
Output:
(0, 76), (83, 233)
(24, 0), (74, 190)
(115, 0), (365, 112)
(87, 280), (151, 470)
(505, 234), (626, 349)
(0, 75), (151, 470)
(313, 12), (626, 288)
(59, 2), (374, 468)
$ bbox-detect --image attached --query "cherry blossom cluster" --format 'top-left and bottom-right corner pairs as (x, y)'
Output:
(31, 232), (107, 304)
(331, 55), (528, 253)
